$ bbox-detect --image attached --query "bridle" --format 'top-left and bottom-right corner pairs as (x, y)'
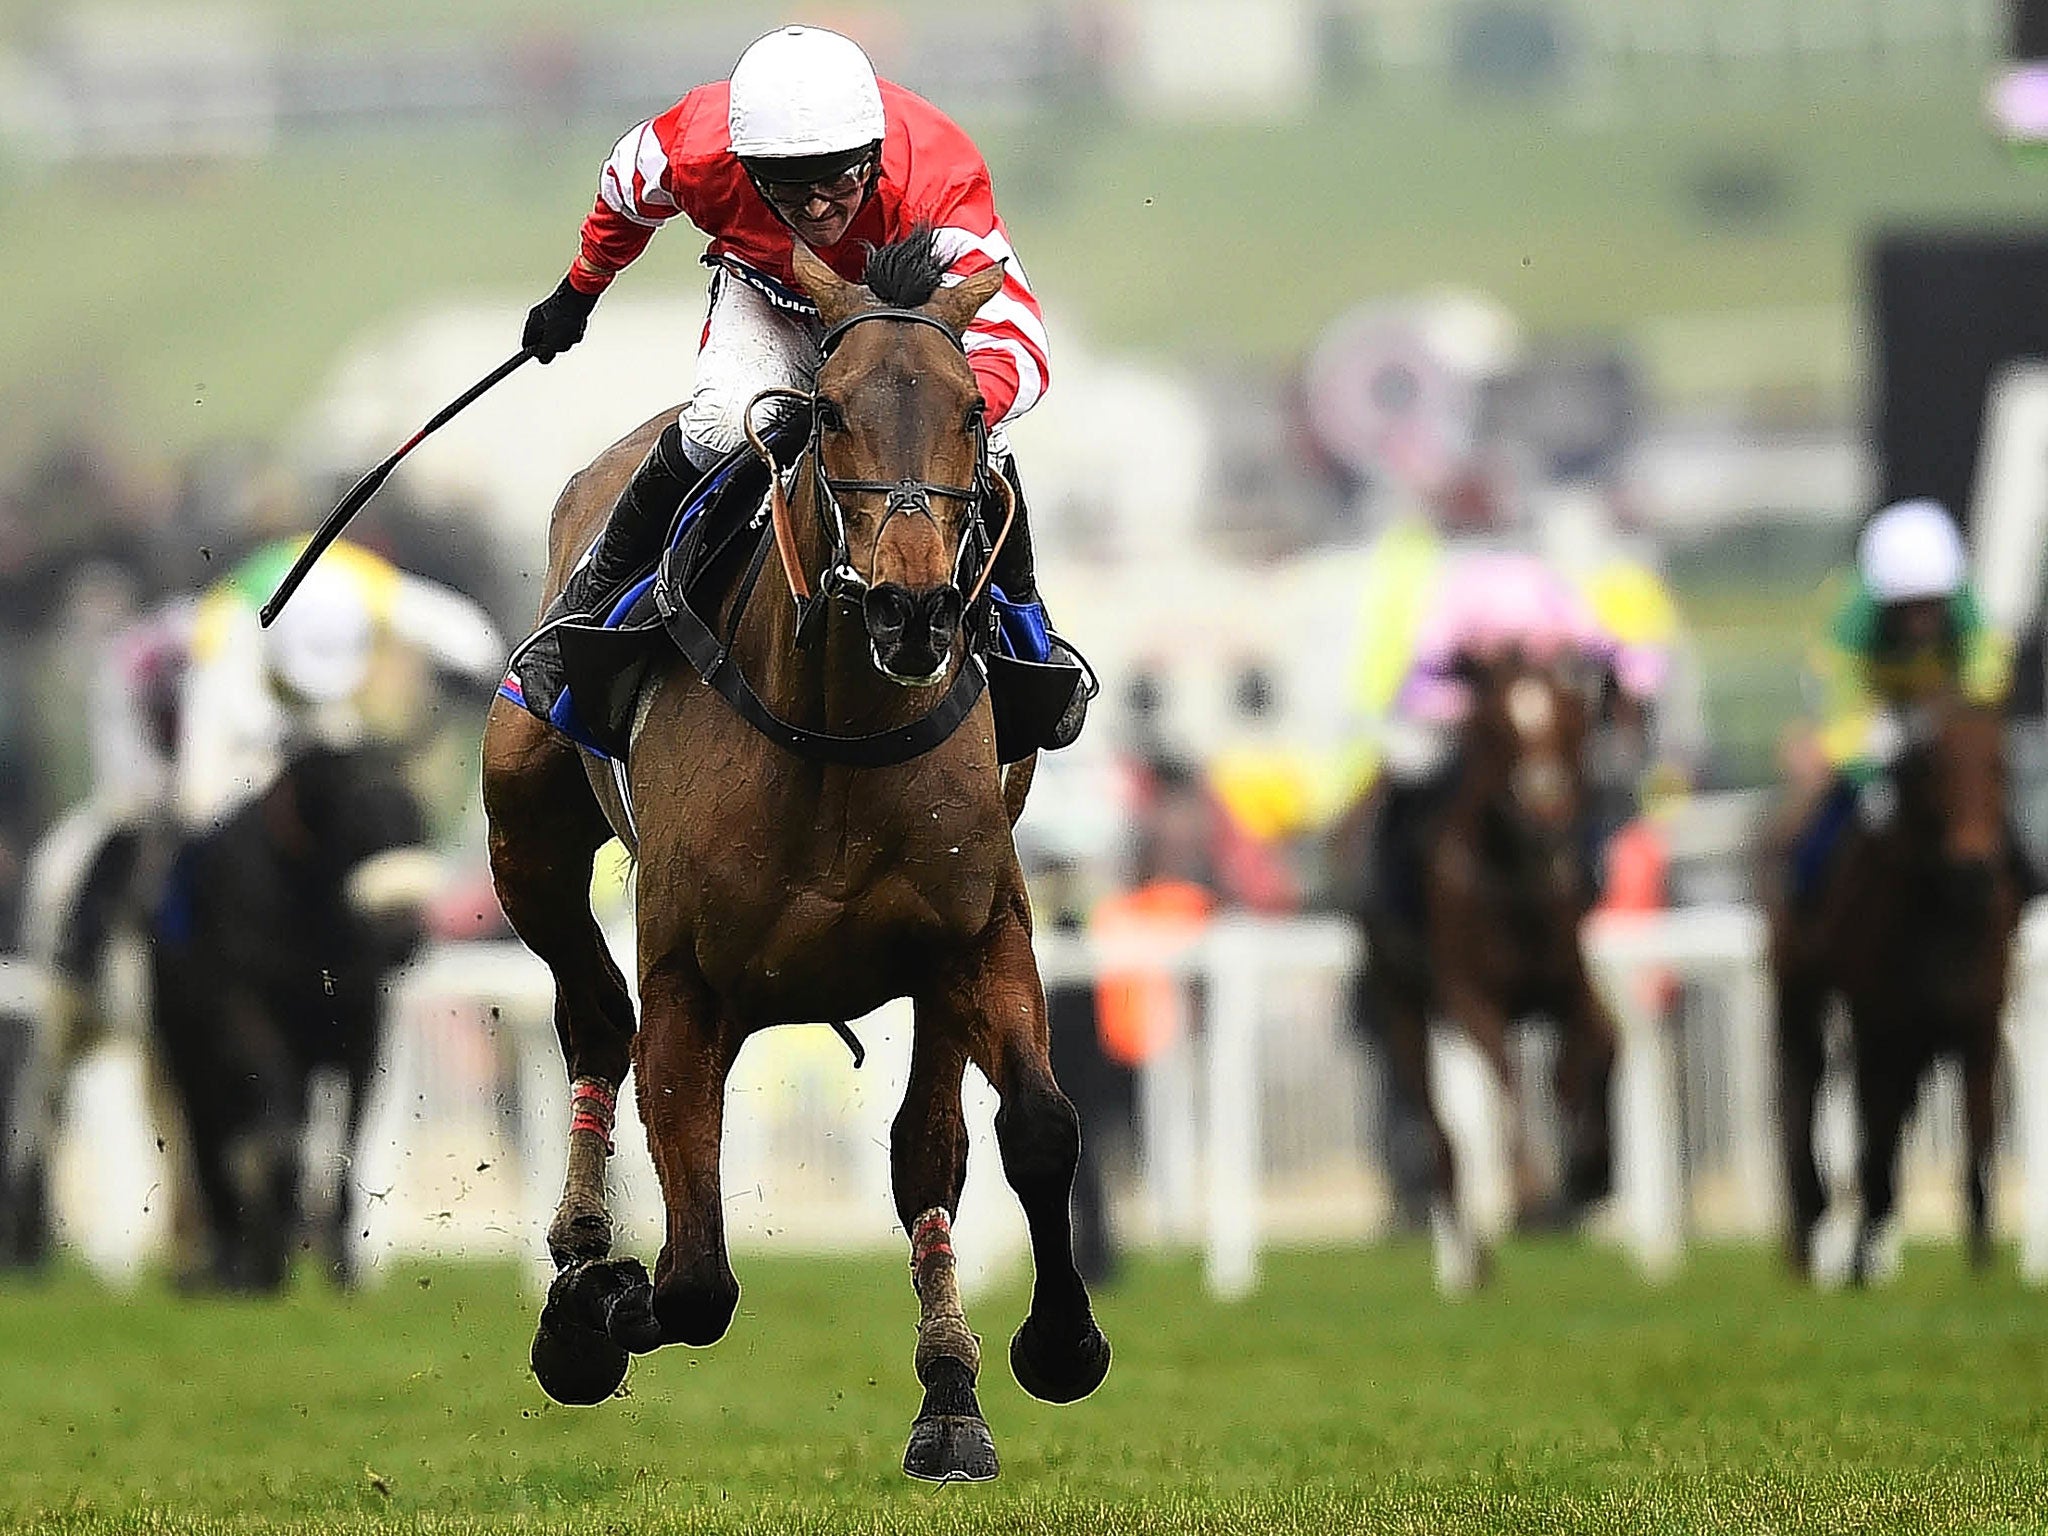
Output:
(741, 306), (1014, 642)
(645, 303), (1016, 767)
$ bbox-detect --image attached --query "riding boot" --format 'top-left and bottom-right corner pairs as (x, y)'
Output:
(987, 455), (1091, 749)
(508, 422), (706, 731)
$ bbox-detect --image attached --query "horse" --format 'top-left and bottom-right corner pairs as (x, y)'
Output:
(1771, 695), (2021, 1283)
(1342, 648), (1618, 1291)
(480, 231), (1109, 1483)
(149, 740), (434, 1291)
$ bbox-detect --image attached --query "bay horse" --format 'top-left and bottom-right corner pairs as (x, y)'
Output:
(1771, 694), (2021, 1283)
(481, 232), (1109, 1482)
(1349, 649), (1618, 1291)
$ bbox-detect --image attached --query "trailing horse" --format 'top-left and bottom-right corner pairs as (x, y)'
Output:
(481, 230), (1108, 1482)
(1340, 650), (1617, 1292)
(1771, 695), (2020, 1283)
(150, 741), (433, 1291)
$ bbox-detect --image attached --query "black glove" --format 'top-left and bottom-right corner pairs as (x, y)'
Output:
(523, 277), (600, 363)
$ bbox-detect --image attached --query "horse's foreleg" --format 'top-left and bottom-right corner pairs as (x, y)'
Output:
(891, 1030), (998, 1482)
(1851, 1027), (1917, 1287)
(1774, 972), (1829, 1276)
(636, 958), (742, 1349)
(1961, 1032), (1998, 1272)
(1376, 980), (1473, 1291)
(1441, 985), (1524, 1257)
(526, 954), (733, 1408)
(482, 698), (635, 1269)
(946, 910), (1110, 1406)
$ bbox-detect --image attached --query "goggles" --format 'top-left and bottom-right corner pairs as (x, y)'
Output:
(752, 154), (875, 213)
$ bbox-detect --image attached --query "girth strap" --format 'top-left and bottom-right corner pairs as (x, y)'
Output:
(655, 521), (988, 769)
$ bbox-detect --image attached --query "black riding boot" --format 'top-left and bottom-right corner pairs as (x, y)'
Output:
(988, 455), (1091, 750)
(509, 421), (704, 728)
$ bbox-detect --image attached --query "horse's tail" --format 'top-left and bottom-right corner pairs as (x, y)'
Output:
(1001, 753), (1037, 829)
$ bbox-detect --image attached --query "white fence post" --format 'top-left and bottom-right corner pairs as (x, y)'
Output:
(2013, 907), (2048, 1283)
(1202, 918), (1263, 1300)
(1587, 913), (1684, 1279)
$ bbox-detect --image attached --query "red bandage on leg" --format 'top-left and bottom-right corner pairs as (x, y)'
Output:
(910, 1206), (955, 1271)
(568, 1075), (617, 1155)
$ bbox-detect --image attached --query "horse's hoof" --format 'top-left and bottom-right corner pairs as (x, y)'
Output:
(604, 1272), (663, 1355)
(529, 1257), (649, 1404)
(653, 1270), (740, 1347)
(1009, 1314), (1111, 1404)
(546, 1206), (614, 1269)
(530, 1295), (629, 1406)
(902, 1415), (1000, 1483)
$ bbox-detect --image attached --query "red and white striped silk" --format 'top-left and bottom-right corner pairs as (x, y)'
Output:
(563, 79), (1050, 425)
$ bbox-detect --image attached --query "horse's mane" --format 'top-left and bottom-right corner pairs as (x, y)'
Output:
(861, 225), (947, 308)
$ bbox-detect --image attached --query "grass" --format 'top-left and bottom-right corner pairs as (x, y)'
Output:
(2, 1241), (2046, 1533)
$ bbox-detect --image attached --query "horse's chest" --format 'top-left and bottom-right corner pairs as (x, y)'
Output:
(1431, 839), (1582, 988)
(660, 807), (1007, 1017)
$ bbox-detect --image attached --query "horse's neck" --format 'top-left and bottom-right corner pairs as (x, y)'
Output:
(1459, 744), (1564, 871)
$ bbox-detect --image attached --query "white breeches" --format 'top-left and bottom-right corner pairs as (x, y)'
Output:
(679, 273), (824, 467)
(680, 269), (1012, 468)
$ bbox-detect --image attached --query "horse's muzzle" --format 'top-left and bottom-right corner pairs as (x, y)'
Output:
(864, 582), (962, 687)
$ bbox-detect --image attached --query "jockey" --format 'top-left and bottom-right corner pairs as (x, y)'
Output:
(507, 25), (1079, 744)
(175, 537), (505, 829)
(1365, 551), (1620, 920)
(27, 537), (501, 1240)
(1791, 498), (2014, 896)
(1818, 499), (2007, 771)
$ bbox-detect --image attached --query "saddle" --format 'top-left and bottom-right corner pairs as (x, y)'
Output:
(542, 428), (1083, 765)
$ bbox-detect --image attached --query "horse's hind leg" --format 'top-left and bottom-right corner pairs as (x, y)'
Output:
(1555, 966), (1618, 1214)
(891, 1029), (998, 1482)
(938, 908), (1110, 1407)
(1961, 1032), (1998, 1272)
(482, 697), (636, 1269)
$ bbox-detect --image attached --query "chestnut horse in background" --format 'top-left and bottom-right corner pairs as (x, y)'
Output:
(481, 232), (1108, 1483)
(1346, 650), (1618, 1292)
(1772, 695), (2021, 1284)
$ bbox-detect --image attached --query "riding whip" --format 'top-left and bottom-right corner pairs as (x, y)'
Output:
(259, 348), (535, 627)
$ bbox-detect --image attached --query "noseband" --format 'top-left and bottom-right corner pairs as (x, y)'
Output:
(742, 306), (1014, 636)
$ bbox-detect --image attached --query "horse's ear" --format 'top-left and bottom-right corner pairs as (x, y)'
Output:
(791, 242), (867, 330)
(925, 262), (1007, 337)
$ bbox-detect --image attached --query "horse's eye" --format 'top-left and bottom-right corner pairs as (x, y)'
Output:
(816, 399), (846, 433)
(965, 402), (986, 433)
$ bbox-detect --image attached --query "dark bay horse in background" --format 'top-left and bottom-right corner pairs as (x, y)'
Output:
(481, 232), (1108, 1482)
(1772, 695), (2021, 1284)
(1342, 650), (1618, 1292)
(150, 741), (434, 1291)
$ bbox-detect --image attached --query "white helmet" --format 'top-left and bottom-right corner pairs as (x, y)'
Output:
(728, 26), (884, 161)
(1858, 498), (1968, 602)
(265, 565), (375, 705)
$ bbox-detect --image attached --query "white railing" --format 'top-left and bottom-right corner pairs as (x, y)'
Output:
(16, 896), (2048, 1292)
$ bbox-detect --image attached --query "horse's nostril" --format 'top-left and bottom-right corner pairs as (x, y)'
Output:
(921, 588), (963, 638)
(864, 584), (914, 640)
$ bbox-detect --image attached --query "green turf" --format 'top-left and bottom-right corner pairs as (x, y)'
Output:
(2, 51), (2043, 472)
(2, 1242), (2045, 1533)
